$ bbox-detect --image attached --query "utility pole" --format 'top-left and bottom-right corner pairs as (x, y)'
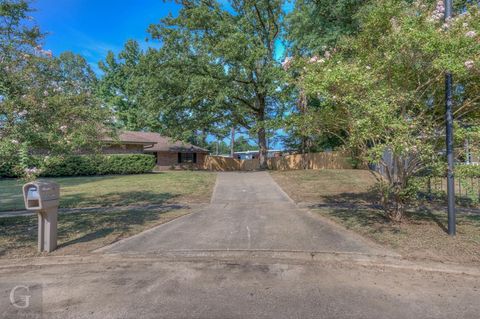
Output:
(445, 0), (456, 236)
(230, 127), (235, 158)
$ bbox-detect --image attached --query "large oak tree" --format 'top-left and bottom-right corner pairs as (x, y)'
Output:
(146, 0), (287, 168)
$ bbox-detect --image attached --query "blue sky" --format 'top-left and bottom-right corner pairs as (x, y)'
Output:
(32, 0), (181, 73)
(32, 0), (289, 73)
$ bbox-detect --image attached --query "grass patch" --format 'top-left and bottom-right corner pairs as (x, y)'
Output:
(272, 169), (480, 264)
(0, 206), (190, 258)
(315, 207), (480, 264)
(0, 171), (217, 212)
(270, 169), (378, 204)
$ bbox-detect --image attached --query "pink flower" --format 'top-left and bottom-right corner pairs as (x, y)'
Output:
(465, 31), (477, 38)
(281, 56), (293, 71)
(465, 60), (475, 69)
(431, 1), (445, 21)
(308, 56), (325, 64)
(42, 50), (53, 58)
(24, 167), (39, 175)
(60, 125), (68, 133)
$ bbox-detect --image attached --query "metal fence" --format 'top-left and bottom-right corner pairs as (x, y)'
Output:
(423, 177), (480, 202)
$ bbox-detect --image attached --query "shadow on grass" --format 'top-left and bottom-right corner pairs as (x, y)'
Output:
(308, 190), (381, 210)
(409, 206), (480, 231)
(320, 206), (402, 236)
(0, 173), (167, 212)
(0, 214), (38, 251)
(314, 191), (476, 235)
(60, 190), (177, 208)
(408, 206), (449, 233)
(0, 192), (181, 254)
(57, 191), (179, 248)
(43, 173), (162, 188)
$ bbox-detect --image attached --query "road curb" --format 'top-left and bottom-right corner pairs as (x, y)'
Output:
(0, 250), (478, 277)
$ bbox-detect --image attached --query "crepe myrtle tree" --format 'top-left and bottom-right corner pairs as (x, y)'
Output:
(296, 0), (480, 221)
(146, 0), (288, 169)
(0, 0), (110, 178)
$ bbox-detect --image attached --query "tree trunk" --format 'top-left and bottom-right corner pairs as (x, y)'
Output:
(256, 94), (268, 170)
(299, 89), (309, 170)
(258, 127), (268, 170)
(230, 127), (235, 158)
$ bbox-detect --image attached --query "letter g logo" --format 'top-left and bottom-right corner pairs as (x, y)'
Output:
(9, 285), (31, 309)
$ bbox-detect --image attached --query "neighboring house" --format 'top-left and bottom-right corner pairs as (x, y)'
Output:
(102, 131), (209, 169)
(233, 150), (283, 160)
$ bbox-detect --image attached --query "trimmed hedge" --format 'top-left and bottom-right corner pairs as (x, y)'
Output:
(0, 154), (156, 178)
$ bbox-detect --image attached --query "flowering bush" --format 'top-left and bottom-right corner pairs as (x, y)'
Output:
(299, 0), (480, 221)
(0, 1), (110, 170)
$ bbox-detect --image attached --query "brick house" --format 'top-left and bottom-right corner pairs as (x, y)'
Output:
(102, 131), (209, 170)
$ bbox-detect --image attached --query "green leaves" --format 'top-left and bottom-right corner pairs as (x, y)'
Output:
(291, 0), (480, 219)
(286, 0), (367, 56)
(0, 1), (111, 169)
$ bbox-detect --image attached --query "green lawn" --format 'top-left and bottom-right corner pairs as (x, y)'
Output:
(0, 206), (190, 258)
(0, 171), (217, 212)
(270, 169), (379, 204)
(271, 169), (480, 264)
(0, 171), (216, 258)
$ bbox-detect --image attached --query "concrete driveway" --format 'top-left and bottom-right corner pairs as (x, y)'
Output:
(101, 172), (391, 255)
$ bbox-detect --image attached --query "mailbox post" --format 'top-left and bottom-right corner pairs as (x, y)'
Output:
(23, 181), (60, 252)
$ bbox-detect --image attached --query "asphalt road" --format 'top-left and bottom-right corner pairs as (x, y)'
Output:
(100, 172), (390, 255)
(0, 254), (478, 319)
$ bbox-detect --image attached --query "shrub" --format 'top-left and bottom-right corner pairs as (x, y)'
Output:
(0, 154), (156, 178)
(0, 156), (42, 178)
(0, 160), (19, 178)
(97, 154), (156, 175)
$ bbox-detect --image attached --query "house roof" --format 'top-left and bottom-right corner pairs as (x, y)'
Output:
(102, 131), (158, 145)
(103, 131), (209, 153)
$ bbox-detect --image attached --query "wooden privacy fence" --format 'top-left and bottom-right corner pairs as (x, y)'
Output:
(267, 152), (354, 170)
(202, 151), (356, 171)
(202, 156), (260, 171)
